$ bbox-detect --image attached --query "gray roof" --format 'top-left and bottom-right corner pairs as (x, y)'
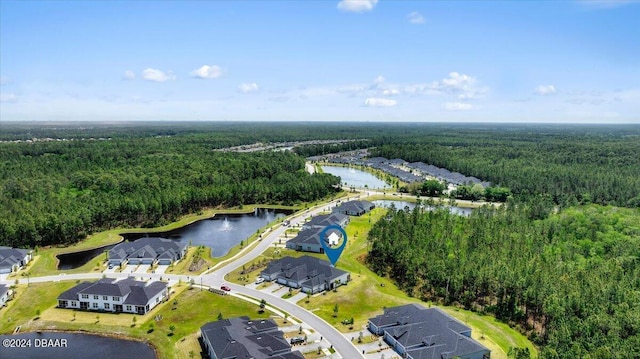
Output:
(262, 256), (348, 287)
(0, 247), (30, 270)
(333, 200), (375, 215)
(201, 316), (303, 359)
(108, 237), (187, 262)
(57, 278), (167, 306)
(303, 213), (349, 229)
(286, 227), (325, 247)
(370, 305), (488, 359)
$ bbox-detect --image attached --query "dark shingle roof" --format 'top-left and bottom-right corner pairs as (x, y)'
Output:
(370, 305), (488, 359)
(201, 316), (302, 359)
(332, 200), (374, 215)
(303, 213), (349, 229)
(108, 237), (186, 263)
(0, 247), (30, 270)
(262, 256), (348, 288)
(58, 278), (166, 306)
(286, 228), (324, 247)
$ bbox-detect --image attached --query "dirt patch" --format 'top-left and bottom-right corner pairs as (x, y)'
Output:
(189, 258), (205, 272)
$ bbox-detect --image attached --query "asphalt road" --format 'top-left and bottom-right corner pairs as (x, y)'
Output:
(4, 196), (364, 359)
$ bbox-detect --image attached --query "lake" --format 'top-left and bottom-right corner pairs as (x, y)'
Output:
(57, 208), (291, 269)
(373, 200), (473, 216)
(0, 332), (155, 359)
(122, 208), (290, 257)
(321, 165), (390, 189)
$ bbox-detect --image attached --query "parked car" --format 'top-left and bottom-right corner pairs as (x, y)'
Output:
(221, 285), (231, 291)
(255, 277), (265, 284)
(290, 337), (304, 345)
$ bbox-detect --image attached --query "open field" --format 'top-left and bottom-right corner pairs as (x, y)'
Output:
(0, 281), (275, 359)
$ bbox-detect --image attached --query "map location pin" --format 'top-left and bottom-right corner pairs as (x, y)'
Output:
(319, 224), (348, 267)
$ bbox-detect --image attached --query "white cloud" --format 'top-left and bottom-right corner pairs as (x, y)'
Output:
(337, 0), (378, 13)
(382, 89), (400, 96)
(123, 70), (136, 80)
(190, 65), (222, 79)
(373, 75), (385, 84)
(443, 102), (473, 111)
(238, 83), (259, 93)
(407, 11), (425, 24)
(535, 85), (557, 95)
(0, 93), (18, 103)
(365, 97), (397, 107)
(142, 68), (176, 82)
(434, 72), (487, 99)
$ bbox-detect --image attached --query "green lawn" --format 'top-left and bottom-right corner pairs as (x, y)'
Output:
(0, 281), (275, 359)
(296, 207), (537, 358)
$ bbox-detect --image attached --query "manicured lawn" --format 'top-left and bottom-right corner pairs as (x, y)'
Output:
(0, 280), (276, 359)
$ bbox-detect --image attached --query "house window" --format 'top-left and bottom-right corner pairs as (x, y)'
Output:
(93, 295), (99, 300)
(126, 305), (132, 311)
(103, 296), (108, 300)
(104, 303), (110, 309)
(59, 300), (67, 308)
(112, 296), (119, 301)
(81, 294), (89, 299)
(92, 303), (98, 308)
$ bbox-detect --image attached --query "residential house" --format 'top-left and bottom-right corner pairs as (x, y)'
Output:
(200, 316), (304, 359)
(260, 256), (350, 294)
(108, 237), (187, 267)
(57, 278), (168, 314)
(368, 304), (490, 359)
(0, 284), (11, 307)
(0, 246), (32, 274)
(285, 228), (323, 253)
(332, 200), (375, 216)
(301, 213), (350, 230)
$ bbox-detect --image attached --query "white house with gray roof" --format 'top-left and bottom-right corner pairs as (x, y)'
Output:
(0, 246), (32, 274)
(200, 316), (303, 359)
(57, 278), (168, 314)
(107, 237), (187, 267)
(368, 304), (490, 359)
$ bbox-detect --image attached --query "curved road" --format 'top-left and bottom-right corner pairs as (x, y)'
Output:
(5, 196), (364, 359)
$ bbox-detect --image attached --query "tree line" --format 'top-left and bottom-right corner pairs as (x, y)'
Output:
(0, 135), (340, 248)
(366, 202), (640, 358)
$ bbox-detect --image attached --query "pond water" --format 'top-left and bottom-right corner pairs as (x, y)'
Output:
(57, 208), (291, 269)
(57, 244), (118, 270)
(0, 332), (155, 359)
(123, 208), (290, 257)
(373, 200), (473, 216)
(321, 165), (390, 189)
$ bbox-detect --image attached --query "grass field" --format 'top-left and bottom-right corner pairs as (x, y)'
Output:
(0, 281), (275, 359)
(294, 207), (537, 358)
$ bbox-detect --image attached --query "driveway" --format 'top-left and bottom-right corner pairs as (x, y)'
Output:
(134, 264), (150, 273)
(154, 265), (168, 274)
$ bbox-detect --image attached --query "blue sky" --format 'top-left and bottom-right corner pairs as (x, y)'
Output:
(1, 0), (638, 123)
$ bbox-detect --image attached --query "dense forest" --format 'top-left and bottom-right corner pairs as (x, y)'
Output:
(367, 203), (640, 358)
(0, 133), (340, 248)
(366, 127), (640, 208)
